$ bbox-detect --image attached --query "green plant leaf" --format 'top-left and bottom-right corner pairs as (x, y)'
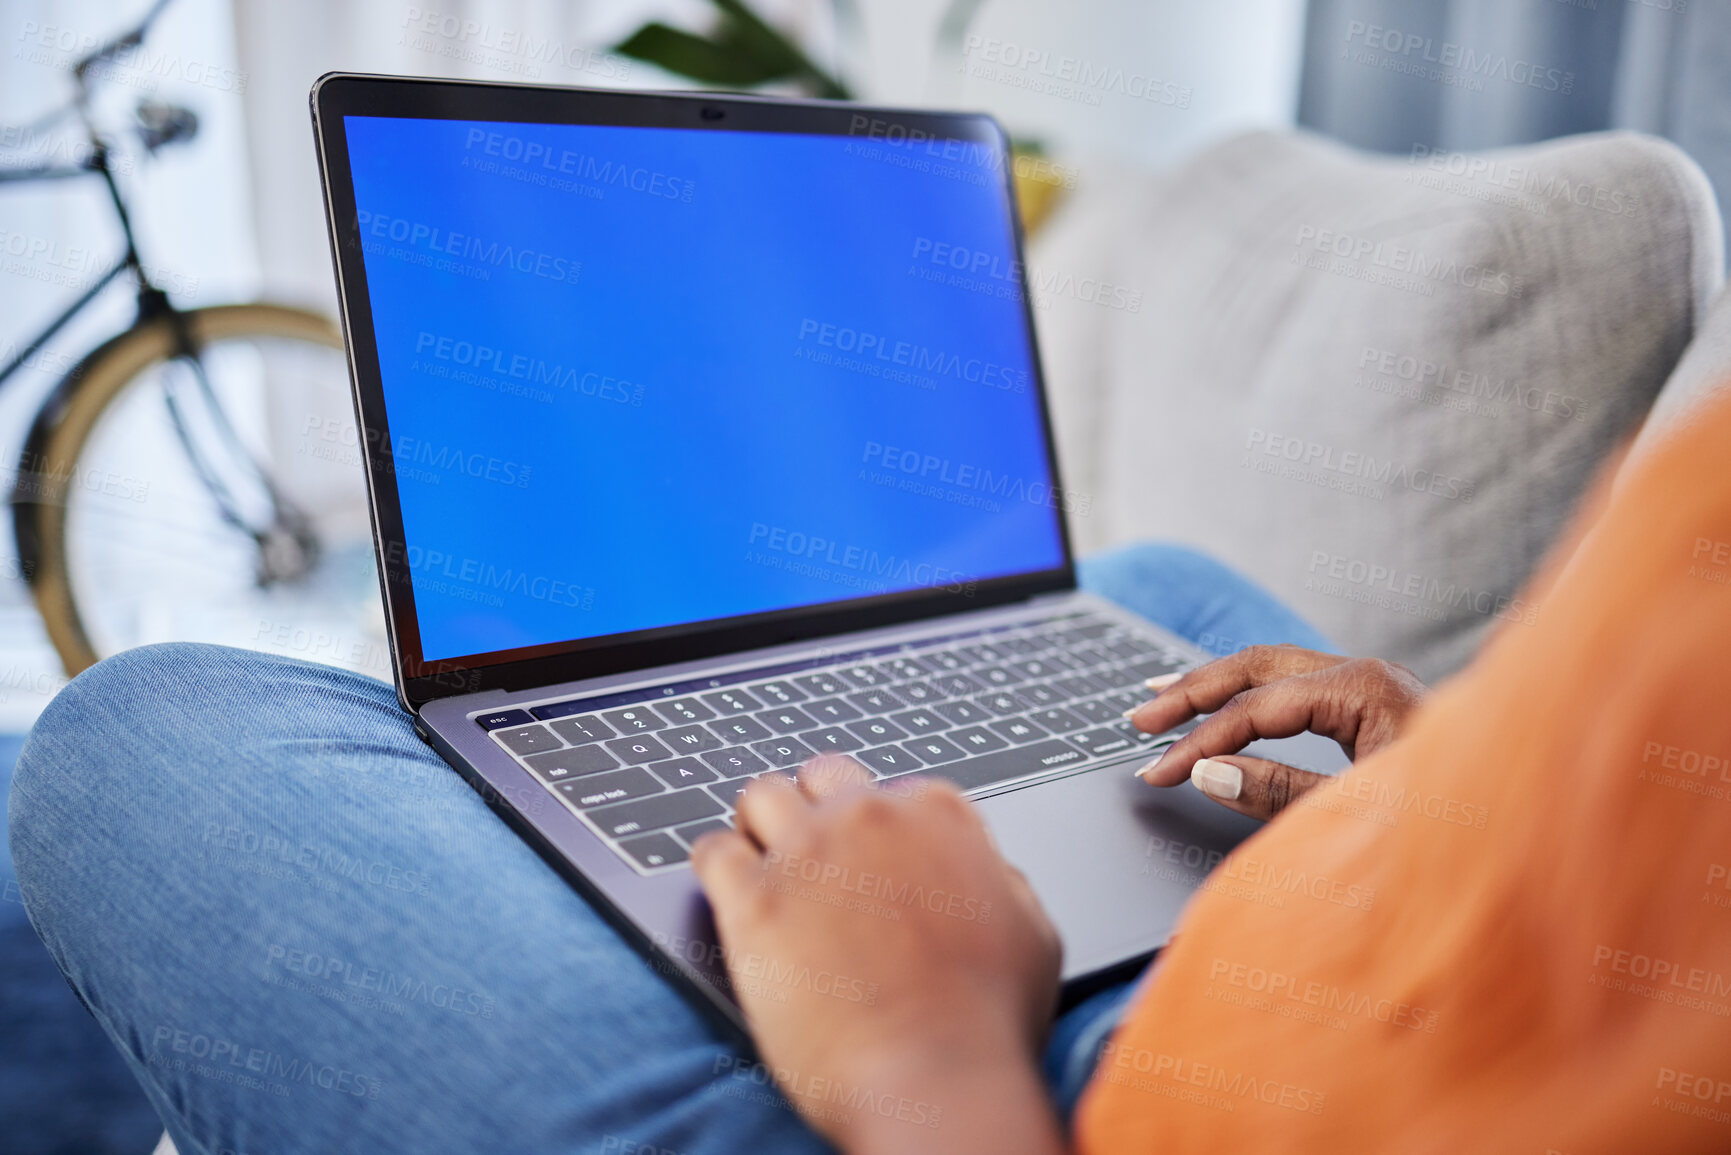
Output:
(709, 0), (849, 97)
(615, 23), (795, 87)
(614, 0), (850, 100)
(711, 0), (807, 78)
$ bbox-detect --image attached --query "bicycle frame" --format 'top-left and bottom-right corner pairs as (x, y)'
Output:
(0, 0), (184, 391)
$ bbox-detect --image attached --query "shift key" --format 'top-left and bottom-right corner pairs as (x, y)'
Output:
(589, 789), (725, 840)
(557, 767), (662, 809)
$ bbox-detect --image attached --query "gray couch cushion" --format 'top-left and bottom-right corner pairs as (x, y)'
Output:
(1034, 130), (1723, 681)
(1627, 283), (1731, 469)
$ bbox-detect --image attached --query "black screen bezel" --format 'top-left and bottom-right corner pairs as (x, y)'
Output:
(310, 73), (1077, 710)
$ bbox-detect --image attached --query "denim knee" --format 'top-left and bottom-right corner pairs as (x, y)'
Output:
(1078, 541), (1234, 595)
(8, 642), (383, 932)
(1078, 540), (1335, 655)
(8, 645), (212, 922)
(16, 642), (240, 796)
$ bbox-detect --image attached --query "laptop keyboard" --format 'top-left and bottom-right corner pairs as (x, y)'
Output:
(475, 610), (1194, 874)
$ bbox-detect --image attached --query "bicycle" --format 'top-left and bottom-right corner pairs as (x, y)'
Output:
(1, 0), (381, 676)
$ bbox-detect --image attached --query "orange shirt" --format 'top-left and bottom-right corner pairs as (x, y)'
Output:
(1078, 389), (1731, 1153)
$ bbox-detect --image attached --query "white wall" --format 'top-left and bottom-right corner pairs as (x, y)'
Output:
(0, 0), (257, 724)
(231, 0), (1304, 308)
(0, 0), (1303, 721)
(861, 0), (1304, 169)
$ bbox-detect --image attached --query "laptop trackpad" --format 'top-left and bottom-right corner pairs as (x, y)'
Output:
(977, 730), (1351, 981)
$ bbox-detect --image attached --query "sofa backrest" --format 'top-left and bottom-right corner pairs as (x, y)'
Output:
(1033, 130), (1724, 680)
(1625, 283), (1731, 472)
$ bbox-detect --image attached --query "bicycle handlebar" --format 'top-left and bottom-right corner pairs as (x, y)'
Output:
(72, 0), (175, 89)
(0, 0), (190, 188)
(0, 0), (191, 311)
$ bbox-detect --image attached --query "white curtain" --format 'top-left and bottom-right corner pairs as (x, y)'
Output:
(1299, 0), (1731, 266)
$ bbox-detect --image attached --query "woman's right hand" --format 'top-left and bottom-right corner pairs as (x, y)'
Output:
(1126, 645), (1428, 822)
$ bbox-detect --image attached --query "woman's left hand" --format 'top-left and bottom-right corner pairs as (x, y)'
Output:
(1127, 645), (1428, 821)
(691, 756), (1066, 1155)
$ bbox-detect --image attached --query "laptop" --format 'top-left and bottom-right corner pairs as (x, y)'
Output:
(310, 73), (1345, 1035)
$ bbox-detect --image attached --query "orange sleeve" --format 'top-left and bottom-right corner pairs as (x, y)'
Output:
(1077, 389), (1731, 1154)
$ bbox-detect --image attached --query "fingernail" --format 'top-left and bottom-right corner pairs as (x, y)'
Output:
(1190, 758), (1242, 802)
(1145, 672), (1181, 692)
(1121, 705), (1145, 720)
(1133, 755), (1163, 783)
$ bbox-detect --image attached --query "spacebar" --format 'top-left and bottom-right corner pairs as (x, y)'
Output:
(896, 738), (1088, 793)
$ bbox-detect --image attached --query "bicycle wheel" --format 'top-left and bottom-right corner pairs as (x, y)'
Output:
(13, 303), (389, 677)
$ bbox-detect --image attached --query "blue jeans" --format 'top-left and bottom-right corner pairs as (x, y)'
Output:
(8, 544), (1329, 1155)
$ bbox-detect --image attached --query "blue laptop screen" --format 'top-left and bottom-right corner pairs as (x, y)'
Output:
(343, 115), (1066, 663)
